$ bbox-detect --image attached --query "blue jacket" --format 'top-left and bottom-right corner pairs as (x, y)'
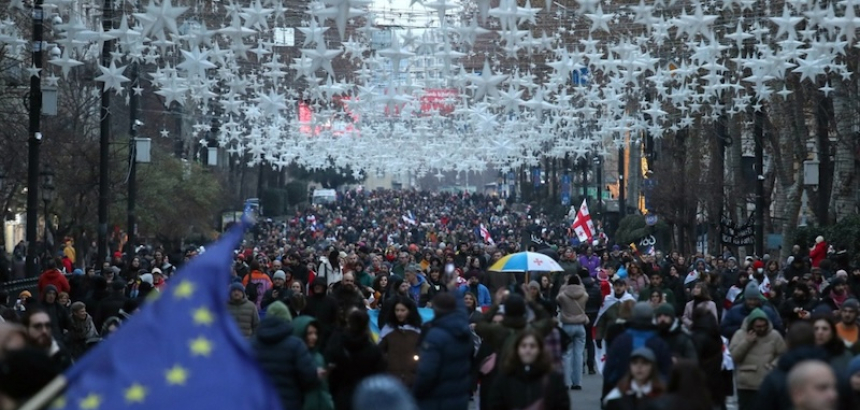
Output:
(720, 302), (783, 339)
(458, 283), (492, 308)
(413, 307), (473, 410)
(602, 325), (673, 399)
(251, 317), (319, 410)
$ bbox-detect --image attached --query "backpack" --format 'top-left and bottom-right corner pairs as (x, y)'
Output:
(244, 272), (261, 303)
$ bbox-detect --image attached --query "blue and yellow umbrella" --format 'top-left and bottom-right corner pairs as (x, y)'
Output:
(488, 251), (564, 272)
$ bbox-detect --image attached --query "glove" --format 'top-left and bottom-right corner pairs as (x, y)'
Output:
(596, 339), (603, 349)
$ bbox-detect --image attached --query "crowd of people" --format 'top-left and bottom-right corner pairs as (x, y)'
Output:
(0, 189), (858, 410)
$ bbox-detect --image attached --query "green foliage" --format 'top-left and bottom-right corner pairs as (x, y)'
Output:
(284, 181), (308, 207)
(614, 214), (670, 245)
(261, 188), (289, 217)
(791, 215), (860, 264)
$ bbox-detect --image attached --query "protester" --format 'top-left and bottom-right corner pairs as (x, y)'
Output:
(688, 308), (727, 409)
(729, 307), (787, 410)
(487, 329), (569, 410)
(811, 314), (855, 373)
(603, 347), (665, 410)
(378, 296), (422, 388)
(226, 283), (260, 338)
(645, 359), (712, 410)
(787, 360), (838, 410)
(326, 308), (385, 410)
(653, 303), (697, 363)
(21, 309), (72, 371)
(66, 301), (99, 359)
(556, 273), (588, 389)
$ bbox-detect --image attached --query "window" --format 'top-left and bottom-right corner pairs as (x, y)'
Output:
(273, 28), (295, 46)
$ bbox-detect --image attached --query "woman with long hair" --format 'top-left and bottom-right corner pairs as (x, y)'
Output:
(378, 296), (422, 388)
(487, 330), (569, 410)
(682, 282), (718, 328)
(603, 347), (665, 410)
(812, 314), (855, 373)
(646, 359), (712, 410)
(463, 292), (484, 323)
(369, 274), (389, 309)
(688, 308), (728, 409)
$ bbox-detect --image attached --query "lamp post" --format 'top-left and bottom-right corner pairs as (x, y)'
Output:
(26, 0), (45, 278)
(40, 166), (55, 260)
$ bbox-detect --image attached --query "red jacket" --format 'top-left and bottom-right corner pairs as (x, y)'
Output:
(810, 241), (827, 267)
(38, 269), (70, 294)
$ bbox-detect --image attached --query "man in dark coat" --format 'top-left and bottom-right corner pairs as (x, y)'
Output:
(413, 291), (472, 410)
(251, 315), (319, 410)
(95, 280), (128, 330)
(305, 277), (339, 348)
(260, 270), (293, 310)
(654, 303), (698, 363)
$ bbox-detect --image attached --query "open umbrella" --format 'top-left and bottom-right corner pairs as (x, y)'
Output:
(488, 251), (564, 272)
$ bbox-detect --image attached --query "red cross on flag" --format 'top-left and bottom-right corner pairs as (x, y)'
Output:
(570, 199), (596, 243)
(479, 224), (494, 245)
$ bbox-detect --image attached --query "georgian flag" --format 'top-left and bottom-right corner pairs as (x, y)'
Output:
(479, 224), (494, 245)
(570, 199), (596, 242)
(402, 211), (416, 226)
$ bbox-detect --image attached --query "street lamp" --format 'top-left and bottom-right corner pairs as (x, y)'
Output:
(40, 166), (55, 257)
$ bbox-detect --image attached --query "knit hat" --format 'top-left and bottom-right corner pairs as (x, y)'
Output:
(631, 302), (654, 324)
(229, 282), (245, 293)
(273, 270), (287, 281)
(842, 298), (860, 310)
(835, 270), (848, 278)
(816, 235), (824, 244)
(752, 260), (764, 270)
(18, 290), (31, 299)
(654, 303), (675, 319)
(353, 375), (418, 410)
(72, 268), (84, 276)
(848, 356), (860, 377)
(431, 292), (456, 315)
(504, 294), (527, 317)
(266, 301), (292, 322)
(630, 347), (656, 363)
(744, 281), (762, 301)
(139, 273), (153, 285)
(528, 280), (540, 290)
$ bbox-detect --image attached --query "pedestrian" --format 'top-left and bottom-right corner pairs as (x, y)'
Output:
(251, 303), (319, 410)
(811, 314), (854, 373)
(226, 282), (260, 338)
(688, 308), (728, 409)
(681, 282), (717, 328)
(556, 273), (588, 390)
(292, 315), (335, 410)
(602, 347), (665, 410)
(787, 360), (838, 410)
(728, 307), (786, 410)
(261, 270), (294, 310)
(37, 258), (70, 295)
(487, 329), (569, 410)
(653, 303), (697, 363)
(378, 296), (422, 388)
(645, 359), (712, 410)
(66, 301), (99, 359)
(326, 308), (385, 410)
(306, 277), (339, 347)
(353, 375), (418, 410)
(844, 356), (860, 410)
(413, 291), (472, 410)
(21, 309), (73, 371)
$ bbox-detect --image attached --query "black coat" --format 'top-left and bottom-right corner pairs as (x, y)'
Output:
(305, 292), (339, 347)
(413, 310), (473, 410)
(753, 346), (830, 410)
(325, 331), (385, 410)
(487, 366), (569, 410)
(95, 293), (127, 330)
(252, 317), (319, 410)
(261, 285), (293, 310)
(657, 320), (698, 363)
(689, 314), (727, 404)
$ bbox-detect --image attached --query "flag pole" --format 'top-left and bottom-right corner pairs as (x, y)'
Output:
(18, 375), (68, 410)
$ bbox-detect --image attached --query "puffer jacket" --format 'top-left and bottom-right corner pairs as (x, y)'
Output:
(556, 284), (588, 325)
(728, 308), (786, 391)
(227, 297), (260, 337)
(413, 308), (473, 410)
(252, 316), (319, 410)
(379, 325), (421, 388)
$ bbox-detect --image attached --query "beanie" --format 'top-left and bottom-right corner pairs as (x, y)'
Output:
(752, 260), (764, 270)
(842, 298), (860, 310)
(139, 273), (153, 285)
(353, 375), (418, 410)
(431, 292), (456, 315)
(266, 301), (293, 322)
(504, 294), (527, 317)
(111, 280), (127, 292)
(528, 280), (540, 290)
(654, 303), (675, 319)
(744, 281), (762, 301)
(273, 270), (287, 281)
(229, 282), (245, 294)
(72, 268), (84, 276)
(631, 302), (654, 324)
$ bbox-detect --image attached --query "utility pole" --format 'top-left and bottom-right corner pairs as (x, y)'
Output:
(754, 107), (765, 257)
(618, 145), (626, 218)
(127, 62), (139, 257)
(97, 0), (113, 265)
(25, 0), (44, 277)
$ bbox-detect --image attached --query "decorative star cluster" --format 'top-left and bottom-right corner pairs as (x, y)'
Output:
(2, 0), (859, 176)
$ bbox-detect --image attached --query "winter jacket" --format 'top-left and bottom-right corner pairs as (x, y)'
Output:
(689, 313), (727, 405)
(292, 316), (335, 410)
(583, 277), (603, 315)
(243, 270), (273, 310)
(728, 308), (787, 391)
(458, 283), (491, 308)
(413, 308), (473, 410)
(809, 241), (827, 267)
(720, 302), (783, 339)
(408, 275), (432, 306)
(227, 297), (260, 338)
(39, 286), (71, 338)
(603, 324), (673, 399)
(305, 278), (339, 346)
(66, 313), (99, 359)
(487, 366), (569, 410)
(378, 325), (421, 388)
(325, 331), (385, 410)
(94, 291), (127, 330)
(252, 316), (319, 410)
(556, 284), (588, 325)
(637, 285), (676, 305)
(38, 269), (70, 294)
(682, 299), (718, 328)
(261, 285), (293, 310)
(656, 319), (698, 363)
(753, 346), (830, 410)
(578, 255), (601, 277)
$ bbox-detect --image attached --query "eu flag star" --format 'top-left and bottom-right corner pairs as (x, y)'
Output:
(124, 383), (147, 403)
(79, 393), (102, 410)
(51, 396), (66, 409)
(192, 306), (214, 326)
(173, 280), (195, 299)
(165, 365), (189, 386)
(189, 336), (214, 357)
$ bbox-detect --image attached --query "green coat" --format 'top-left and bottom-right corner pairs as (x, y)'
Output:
(292, 316), (335, 410)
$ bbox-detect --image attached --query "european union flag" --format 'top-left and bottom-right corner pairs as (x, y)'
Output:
(44, 218), (282, 410)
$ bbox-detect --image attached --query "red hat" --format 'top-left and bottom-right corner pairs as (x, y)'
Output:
(753, 260), (764, 270)
(236, 253), (245, 260)
(113, 251), (122, 259)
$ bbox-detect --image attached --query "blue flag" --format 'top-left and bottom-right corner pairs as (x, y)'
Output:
(50, 217), (282, 410)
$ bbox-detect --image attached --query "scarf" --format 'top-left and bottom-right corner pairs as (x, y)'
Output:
(830, 289), (849, 309)
(596, 291), (636, 324)
(628, 380), (653, 399)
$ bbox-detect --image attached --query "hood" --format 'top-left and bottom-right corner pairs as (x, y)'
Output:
(255, 316), (294, 344)
(627, 327), (657, 350)
(410, 274), (427, 289)
(292, 315), (318, 340)
(41, 269), (63, 279)
(41, 285), (58, 303)
(776, 346), (829, 371)
(743, 307), (772, 331)
(432, 310), (471, 340)
(561, 284), (586, 299)
(266, 301), (292, 322)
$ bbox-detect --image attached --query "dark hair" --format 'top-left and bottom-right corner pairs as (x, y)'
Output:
(785, 320), (815, 349)
(248, 259), (261, 272)
(383, 296), (421, 329)
(616, 354), (665, 396)
(21, 308), (49, 328)
(692, 282), (711, 300)
(346, 308), (370, 337)
(372, 274), (390, 293)
(810, 314), (846, 355)
(567, 274), (581, 286)
(329, 250), (341, 269)
(664, 360), (711, 410)
(501, 329), (550, 375)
